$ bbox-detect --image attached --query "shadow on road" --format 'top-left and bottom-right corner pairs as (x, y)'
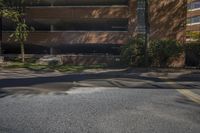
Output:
(0, 68), (199, 98)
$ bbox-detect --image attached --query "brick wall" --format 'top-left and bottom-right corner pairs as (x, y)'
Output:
(149, 0), (187, 41)
(2, 0), (187, 46)
(3, 31), (128, 45)
(26, 6), (128, 20)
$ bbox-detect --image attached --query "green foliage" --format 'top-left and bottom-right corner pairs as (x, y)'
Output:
(120, 38), (146, 66)
(3, 61), (105, 73)
(1, 0), (28, 43)
(1, 0), (32, 62)
(1, 0), (26, 10)
(9, 19), (29, 43)
(121, 39), (183, 67)
(184, 43), (200, 67)
(149, 40), (183, 67)
(0, 9), (20, 22)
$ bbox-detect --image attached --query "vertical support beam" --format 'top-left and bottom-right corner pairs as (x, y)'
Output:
(50, 47), (54, 55)
(50, 0), (54, 7)
(128, 0), (137, 38)
(50, 24), (54, 32)
(0, 15), (2, 56)
(50, 24), (55, 55)
(144, 0), (150, 67)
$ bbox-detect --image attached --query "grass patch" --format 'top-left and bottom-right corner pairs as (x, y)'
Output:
(2, 62), (105, 73)
(56, 64), (105, 72)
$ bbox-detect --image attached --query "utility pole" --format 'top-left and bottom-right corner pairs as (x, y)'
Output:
(144, 0), (150, 67)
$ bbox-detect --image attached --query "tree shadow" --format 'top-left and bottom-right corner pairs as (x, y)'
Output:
(150, 0), (186, 41)
(0, 68), (199, 98)
(173, 71), (200, 82)
(0, 68), (163, 98)
(176, 95), (200, 107)
(0, 69), (160, 88)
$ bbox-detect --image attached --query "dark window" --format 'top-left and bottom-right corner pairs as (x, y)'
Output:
(25, 0), (51, 6)
(188, 1), (200, 10)
(54, 19), (128, 31)
(25, 0), (128, 6)
(187, 16), (200, 24)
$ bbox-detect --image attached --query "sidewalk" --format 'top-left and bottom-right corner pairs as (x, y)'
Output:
(0, 67), (199, 79)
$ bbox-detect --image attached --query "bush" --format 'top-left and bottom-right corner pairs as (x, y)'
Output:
(120, 39), (183, 67)
(149, 40), (183, 67)
(120, 38), (146, 66)
(184, 43), (200, 67)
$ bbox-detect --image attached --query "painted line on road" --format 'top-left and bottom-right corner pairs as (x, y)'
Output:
(176, 89), (200, 104)
(161, 78), (200, 104)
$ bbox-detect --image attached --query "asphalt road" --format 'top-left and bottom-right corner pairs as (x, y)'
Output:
(0, 68), (200, 133)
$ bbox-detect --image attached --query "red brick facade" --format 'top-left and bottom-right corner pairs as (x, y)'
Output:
(2, 0), (187, 46)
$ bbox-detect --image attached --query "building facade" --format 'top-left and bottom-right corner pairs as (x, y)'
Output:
(187, 0), (200, 42)
(2, 0), (187, 54)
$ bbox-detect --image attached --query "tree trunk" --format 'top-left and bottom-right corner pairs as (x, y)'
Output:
(20, 41), (25, 63)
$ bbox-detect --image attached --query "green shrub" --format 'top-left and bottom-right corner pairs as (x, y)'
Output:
(149, 40), (183, 67)
(120, 39), (183, 67)
(120, 38), (146, 66)
(184, 43), (200, 67)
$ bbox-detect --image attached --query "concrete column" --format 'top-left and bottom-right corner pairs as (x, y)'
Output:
(0, 17), (2, 56)
(50, 47), (54, 55)
(50, 0), (55, 7)
(50, 25), (54, 53)
(50, 25), (54, 32)
(128, 0), (137, 38)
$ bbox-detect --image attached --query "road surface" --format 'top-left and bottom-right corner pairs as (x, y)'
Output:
(0, 68), (200, 133)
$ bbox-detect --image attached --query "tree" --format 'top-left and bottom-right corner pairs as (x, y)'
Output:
(0, 0), (30, 63)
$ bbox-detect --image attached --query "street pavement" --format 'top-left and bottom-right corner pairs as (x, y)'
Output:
(0, 68), (200, 133)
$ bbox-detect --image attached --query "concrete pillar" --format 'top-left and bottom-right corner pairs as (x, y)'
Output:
(128, 0), (137, 38)
(0, 16), (2, 56)
(50, 47), (54, 55)
(50, 0), (55, 7)
(50, 25), (54, 32)
(49, 22), (55, 55)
